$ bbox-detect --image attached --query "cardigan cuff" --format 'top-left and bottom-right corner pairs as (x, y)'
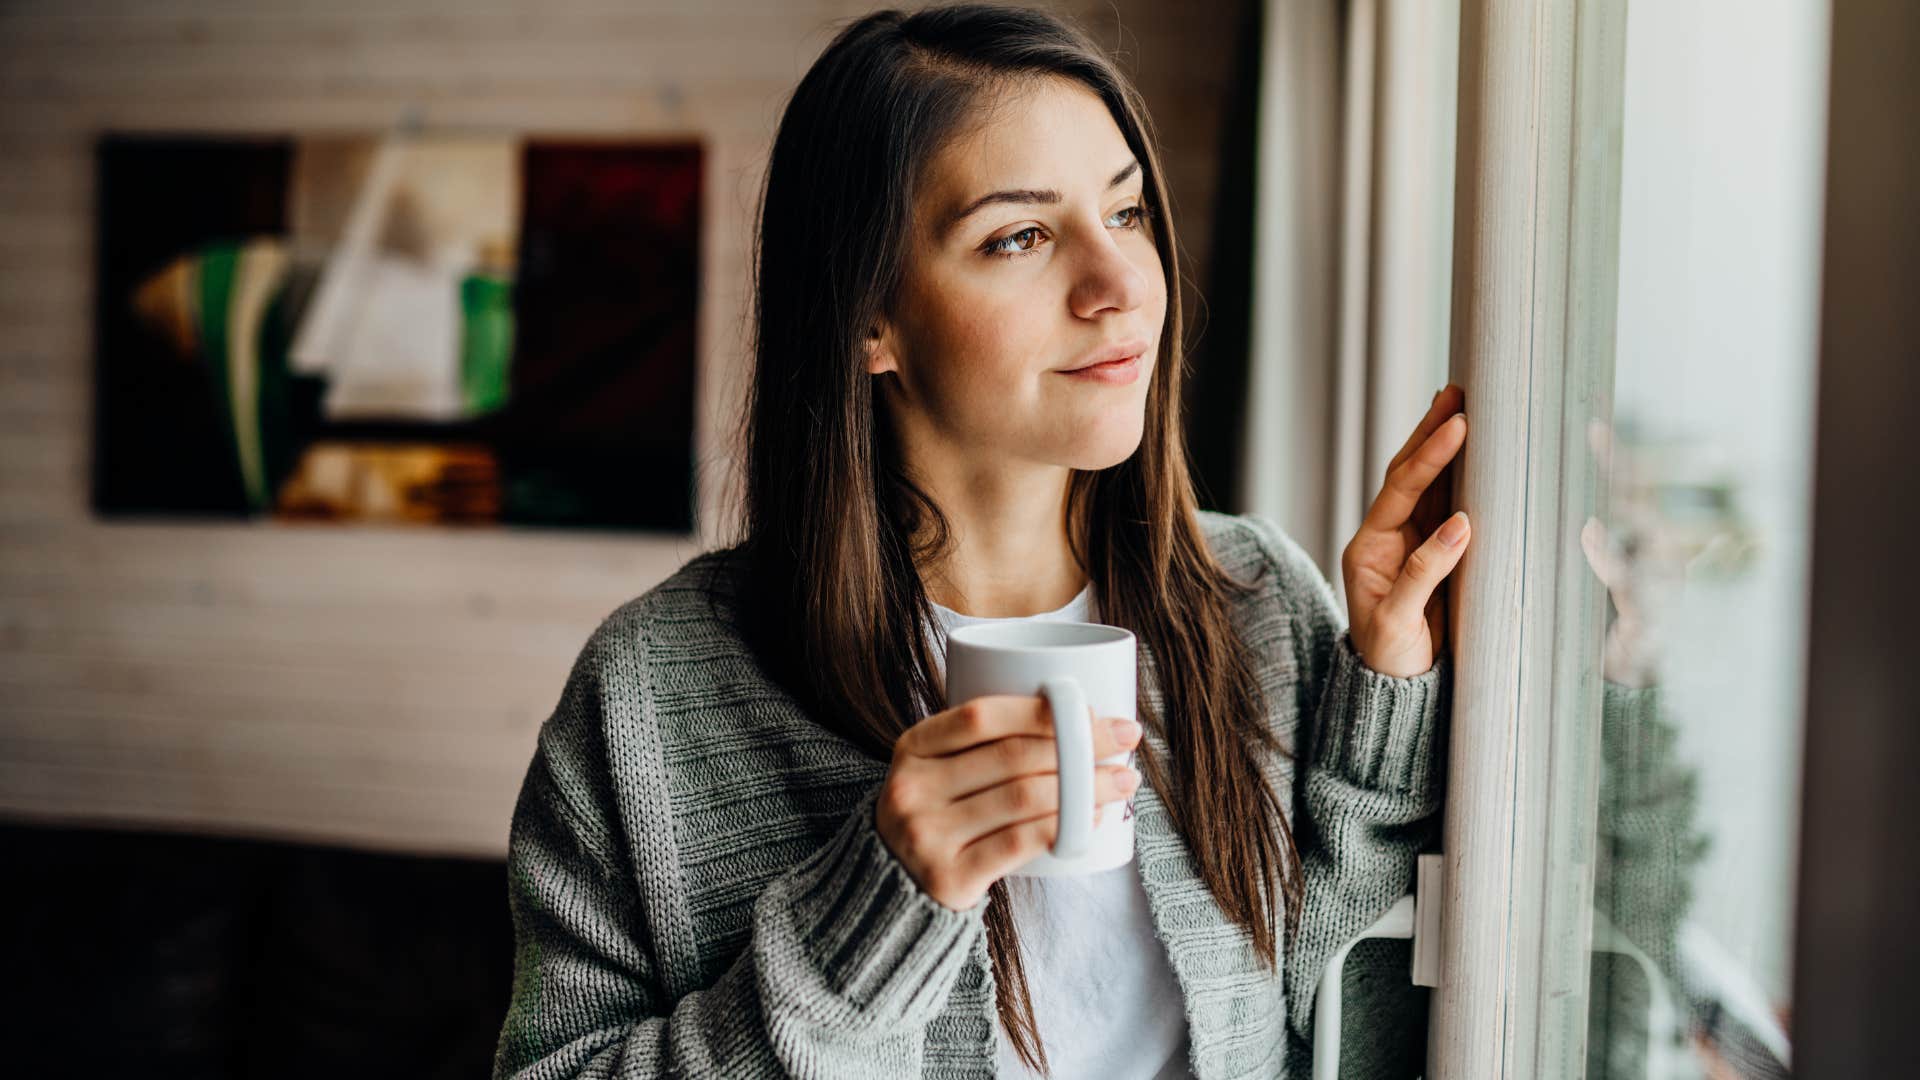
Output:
(1311, 631), (1451, 798)
(784, 787), (988, 1019)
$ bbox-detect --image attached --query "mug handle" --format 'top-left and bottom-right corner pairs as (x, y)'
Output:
(1040, 677), (1094, 859)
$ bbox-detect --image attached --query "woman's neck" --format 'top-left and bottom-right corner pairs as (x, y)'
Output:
(912, 458), (1087, 619)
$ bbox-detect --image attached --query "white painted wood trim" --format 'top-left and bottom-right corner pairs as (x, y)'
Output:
(1427, 0), (1629, 1074)
(1428, 7), (1548, 1068)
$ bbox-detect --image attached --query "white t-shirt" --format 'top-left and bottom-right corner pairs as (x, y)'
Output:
(925, 584), (1195, 1079)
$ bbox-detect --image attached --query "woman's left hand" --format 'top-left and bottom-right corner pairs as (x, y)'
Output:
(1342, 384), (1471, 678)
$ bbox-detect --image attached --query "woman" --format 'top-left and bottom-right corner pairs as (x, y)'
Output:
(493, 5), (1470, 1078)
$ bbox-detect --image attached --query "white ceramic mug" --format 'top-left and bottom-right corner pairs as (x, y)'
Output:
(944, 620), (1137, 876)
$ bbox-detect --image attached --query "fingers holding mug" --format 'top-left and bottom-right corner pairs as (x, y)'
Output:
(948, 763), (1141, 886)
(876, 690), (1141, 910)
(890, 618), (1141, 909)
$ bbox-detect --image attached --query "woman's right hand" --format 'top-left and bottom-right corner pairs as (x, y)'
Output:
(874, 695), (1144, 911)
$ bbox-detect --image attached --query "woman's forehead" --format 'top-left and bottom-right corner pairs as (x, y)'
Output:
(919, 78), (1136, 230)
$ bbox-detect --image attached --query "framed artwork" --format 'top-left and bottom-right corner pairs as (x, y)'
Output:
(92, 132), (701, 532)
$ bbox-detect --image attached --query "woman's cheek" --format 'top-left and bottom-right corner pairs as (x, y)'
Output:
(925, 336), (1029, 435)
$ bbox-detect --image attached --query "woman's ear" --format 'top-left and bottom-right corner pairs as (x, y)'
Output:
(863, 320), (901, 376)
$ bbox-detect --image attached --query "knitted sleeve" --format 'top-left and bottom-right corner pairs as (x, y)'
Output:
(492, 612), (988, 1079)
(1588, 680), (1710, 1080)
(1232, 514), (1451, 1068)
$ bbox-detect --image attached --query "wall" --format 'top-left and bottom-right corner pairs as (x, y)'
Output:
(0, 0), (1244, 856)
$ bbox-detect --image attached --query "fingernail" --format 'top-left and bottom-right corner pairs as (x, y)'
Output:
(1122, 767), (1141, 790)
(1439, 511), (1469, 546)
(1112, 718), (1141, 741)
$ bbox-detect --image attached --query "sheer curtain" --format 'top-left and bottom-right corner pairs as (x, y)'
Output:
(1238, 0), (1458, 604)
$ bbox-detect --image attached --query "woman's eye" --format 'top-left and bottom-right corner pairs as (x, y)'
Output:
(981, 205), (1151, 260)
(985, 226), (1046, 258)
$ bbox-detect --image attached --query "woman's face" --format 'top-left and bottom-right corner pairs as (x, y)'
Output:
(868, 76), (1167, 475)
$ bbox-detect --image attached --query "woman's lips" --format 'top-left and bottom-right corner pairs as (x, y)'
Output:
(1057, 352), (1145, 385)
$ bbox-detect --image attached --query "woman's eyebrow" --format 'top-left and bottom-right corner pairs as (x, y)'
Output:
(940, 159), (1141, 237)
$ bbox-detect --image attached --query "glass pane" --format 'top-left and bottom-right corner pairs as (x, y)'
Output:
(1575, 2), (1827, 1077)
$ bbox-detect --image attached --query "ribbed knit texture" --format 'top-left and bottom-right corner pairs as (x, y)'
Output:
(493, 511), (1456, 1079)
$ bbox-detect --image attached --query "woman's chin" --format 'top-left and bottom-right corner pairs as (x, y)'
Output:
(1060, 423), (1147, 471)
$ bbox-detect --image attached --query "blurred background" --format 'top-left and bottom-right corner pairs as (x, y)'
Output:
(0, 1), (1912, 1077)
(0, 2), (1256, 1075)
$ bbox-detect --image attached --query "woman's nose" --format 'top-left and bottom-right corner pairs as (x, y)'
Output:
(1068, 230), (1153, 318)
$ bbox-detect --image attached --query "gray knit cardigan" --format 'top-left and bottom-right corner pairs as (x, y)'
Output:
(492, 511), (1458, 1078)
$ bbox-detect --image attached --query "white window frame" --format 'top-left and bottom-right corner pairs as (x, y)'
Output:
(1428, 0), (1630, 1076)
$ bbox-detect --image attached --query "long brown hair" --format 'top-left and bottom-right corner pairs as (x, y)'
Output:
(735, 6), (1302, 1072)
